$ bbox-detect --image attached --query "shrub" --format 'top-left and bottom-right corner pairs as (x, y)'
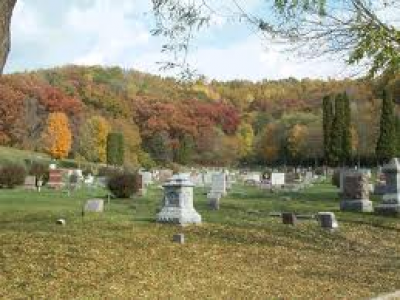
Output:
(107, 172), (139, 198)
(0, 164), (27, 188)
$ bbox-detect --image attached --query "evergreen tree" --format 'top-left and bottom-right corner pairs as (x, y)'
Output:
(322, 95), (333, 164)
(376, 90), (395, 163)
(175, 134), (194, 164)
(329, 94), (344, 166)
(394, 117), (400, 157)
(106, 132), (124, 166)
(342, 92), (352, 164)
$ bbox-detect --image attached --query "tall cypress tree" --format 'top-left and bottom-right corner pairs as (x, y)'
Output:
(330, 94), (344, 166)
(322, 95), (333, 165)
(342, 92), (352, 164)
(376, 90), (395, 163)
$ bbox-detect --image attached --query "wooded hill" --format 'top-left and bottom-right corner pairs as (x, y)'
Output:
(0, 65), (398, 167)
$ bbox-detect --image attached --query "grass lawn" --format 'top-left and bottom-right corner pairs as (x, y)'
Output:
(0, 183), (399, 299)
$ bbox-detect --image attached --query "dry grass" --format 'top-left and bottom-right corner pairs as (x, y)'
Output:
(0, 185), (399, 299)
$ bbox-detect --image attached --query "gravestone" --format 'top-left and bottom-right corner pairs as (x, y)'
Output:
(318, 212), (339, 230)
(24, 176), (37, 190)
(136, 174), (146, 196)
(157, 175), (201, 225)
(207, 191), (221, 210)
(340, 172), (373, 212)
(203, 172), (213, 187)
(173, 234), (185, 244)
(375, 158), (400, 215)
(271, 173), (285, 186)
(285, 173), (296, 184)
(47, 169), (63, 189)
(282, 212), (297, 225)
(141, 171), (153, 186)
(84, 199), (104, 213)
(211, 173), (227, 196)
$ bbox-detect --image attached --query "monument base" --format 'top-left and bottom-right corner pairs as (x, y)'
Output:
(340, 199), (374, 212)
(375, 193), (400, 215)
(157, 207), (202, 225)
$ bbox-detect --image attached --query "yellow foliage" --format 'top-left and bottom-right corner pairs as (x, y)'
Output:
(287, 124), (308, 159)
(41, 112), (72, 159)
(79, 116), (110, 163)
(237, 122), (254, 158)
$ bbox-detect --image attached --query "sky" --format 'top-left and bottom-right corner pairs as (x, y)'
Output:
(4, 0), (353, 81)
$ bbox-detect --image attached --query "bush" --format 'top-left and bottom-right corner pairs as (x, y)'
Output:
(0, 164), (27, 188)
(107, 172), (139, 198)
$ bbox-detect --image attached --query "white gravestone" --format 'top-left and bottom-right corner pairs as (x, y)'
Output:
(141, 172), (153, 186)
(211, 173), (227, 196)
(271, 173), (285, 186)
(84, 199), (104, 213)
(157, 175), (201, 225)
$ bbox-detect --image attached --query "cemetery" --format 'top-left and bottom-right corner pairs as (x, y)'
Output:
(0, 161), (400, 299)
(1, 1), (400, 299)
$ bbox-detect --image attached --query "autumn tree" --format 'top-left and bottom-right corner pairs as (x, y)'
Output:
(255, 123), (283, 165)
(41, 112), (72, 159)
(376, 90), (396, 163)
(236, 122), (254, 159)
(79, 116), (110, 163)
(287, 124), (308, 164)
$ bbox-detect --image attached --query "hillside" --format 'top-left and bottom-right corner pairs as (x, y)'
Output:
(0, 65), (397, 167)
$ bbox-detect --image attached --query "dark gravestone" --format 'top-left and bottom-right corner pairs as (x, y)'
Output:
(48, 169), (63, 189)
(340, 172), (373, 212)
(282, 212), (297, 225)
(318, 212), (338, 230)
(173, 234), (185, 244)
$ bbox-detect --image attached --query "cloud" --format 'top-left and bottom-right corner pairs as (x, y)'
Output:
(5, 0), (355, 81)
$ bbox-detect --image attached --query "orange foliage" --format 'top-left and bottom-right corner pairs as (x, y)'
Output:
(41, 112), (72, 159)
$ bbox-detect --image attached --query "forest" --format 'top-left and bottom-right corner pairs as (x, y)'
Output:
(0, 65), (399, 168)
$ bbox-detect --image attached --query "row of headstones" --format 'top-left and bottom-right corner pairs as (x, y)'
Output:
(24, 168), (105, 192)
(339, 158), (400, 214)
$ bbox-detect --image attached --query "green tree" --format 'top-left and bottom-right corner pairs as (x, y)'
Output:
(145, 131), (173, 164)
(376, 90), (396, 163)
(329, 94), (344, 166)
(107, 132), (124, 166)
(175, 134), (194, 165)
(342, 92), (352, 164)
(322, 95), (333, 164)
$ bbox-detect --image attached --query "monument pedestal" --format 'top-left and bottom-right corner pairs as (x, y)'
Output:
(376, 159), (400, 216)
(340, 199), (374, 212)
(375, 194), (400, 215)
(157, 175), (201, 225)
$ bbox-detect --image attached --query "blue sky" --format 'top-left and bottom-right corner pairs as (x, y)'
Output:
(4, 0), (351, 81)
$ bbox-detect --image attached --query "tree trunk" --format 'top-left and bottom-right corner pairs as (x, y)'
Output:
(0, 0), (17, 74)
